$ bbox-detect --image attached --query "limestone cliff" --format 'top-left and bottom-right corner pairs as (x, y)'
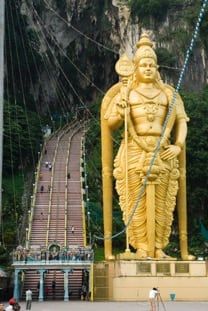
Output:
(7, 0), (208, 113)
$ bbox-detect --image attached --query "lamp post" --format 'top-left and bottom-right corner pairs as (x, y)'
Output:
(25, 228), (29, 249)
(87, 211), (91, 245)
(28, 210), (31, 223)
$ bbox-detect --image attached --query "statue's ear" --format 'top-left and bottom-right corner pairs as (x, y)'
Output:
(156, 71), (162, 82)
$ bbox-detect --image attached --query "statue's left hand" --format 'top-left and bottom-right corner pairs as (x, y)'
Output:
(161, 145), (181, 160)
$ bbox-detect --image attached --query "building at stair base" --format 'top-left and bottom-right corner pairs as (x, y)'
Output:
(13, 122), (93, 301)
(12, 260), (93, 301)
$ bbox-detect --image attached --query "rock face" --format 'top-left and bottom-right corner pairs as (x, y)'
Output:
(12, 0), (208, 111)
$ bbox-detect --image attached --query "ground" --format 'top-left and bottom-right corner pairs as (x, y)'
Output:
(2, 301), (208, 311)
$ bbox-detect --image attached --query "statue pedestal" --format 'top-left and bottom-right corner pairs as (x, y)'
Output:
(93, 260), (208, 301)
(113, 260), (208, 301)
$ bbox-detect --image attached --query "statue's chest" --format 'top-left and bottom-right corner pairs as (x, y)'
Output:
(129, 91), (168, 122)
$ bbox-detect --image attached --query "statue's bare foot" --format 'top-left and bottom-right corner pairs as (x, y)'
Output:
(155, 249), (176, 260)
(136, 248), (148, 259)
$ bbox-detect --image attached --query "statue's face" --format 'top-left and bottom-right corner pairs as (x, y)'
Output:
(137, 57), (157, 83)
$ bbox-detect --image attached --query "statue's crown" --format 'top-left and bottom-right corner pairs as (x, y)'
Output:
(134, 33), (157, 63)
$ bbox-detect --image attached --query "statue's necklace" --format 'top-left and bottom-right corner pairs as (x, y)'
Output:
(135, 89), (162, 122)
(135, 88), (161, 99)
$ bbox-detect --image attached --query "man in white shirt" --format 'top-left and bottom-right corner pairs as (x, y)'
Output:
(149, 287), (158, 311)
(25, 289), (32, 310)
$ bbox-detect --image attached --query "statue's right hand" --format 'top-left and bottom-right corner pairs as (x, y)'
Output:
(116, 104), (130, 118)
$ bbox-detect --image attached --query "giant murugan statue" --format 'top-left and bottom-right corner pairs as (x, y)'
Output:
(101, 33), (194, 260)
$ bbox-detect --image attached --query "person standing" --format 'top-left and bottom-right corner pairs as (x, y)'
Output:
(25, 289), (32, 310)
(71, 225), (75, 234)
(52, 280), (56, 299)
(48, 163), (52, 171)
(149, 287), (158, 311)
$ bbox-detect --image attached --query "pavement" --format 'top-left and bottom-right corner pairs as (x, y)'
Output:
(2, 301), (208, 311)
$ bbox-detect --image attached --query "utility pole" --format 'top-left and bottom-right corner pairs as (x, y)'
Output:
(0, 0), (5, 227)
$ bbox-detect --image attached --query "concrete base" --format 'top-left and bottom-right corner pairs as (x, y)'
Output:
(93, 260), (208, 301)
(112, 260), (208, 301)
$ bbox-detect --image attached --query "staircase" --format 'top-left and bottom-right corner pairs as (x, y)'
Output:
(22, 122), (87, 300)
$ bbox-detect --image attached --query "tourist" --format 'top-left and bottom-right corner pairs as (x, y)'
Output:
(52, 280), (56, 299)
(149, 287), (158, 311)
(25, 289), (32, 310)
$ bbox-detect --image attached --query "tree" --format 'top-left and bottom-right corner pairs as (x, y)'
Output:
(183, 87), (208, 232)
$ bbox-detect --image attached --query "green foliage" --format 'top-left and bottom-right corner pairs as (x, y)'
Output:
(2, 173), (25, 249)
(3, 100), (43, 174)
(2, 99), (43, 253)
(94, 246), (105, 261)
(164, 238), (180, 258)
(181, 87), (208, 251)
(127, 0), (174, 21)
(185, 2), (208, 50)
(0, 246), (10, 266)
(156, 47), (176, 68)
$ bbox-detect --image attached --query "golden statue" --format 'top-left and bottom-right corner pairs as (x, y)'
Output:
(101, 33), (194, 260)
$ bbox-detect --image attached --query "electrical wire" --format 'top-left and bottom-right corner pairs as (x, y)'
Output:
(28, 1), (120, 153)
(22, 2), (71, 120)
(28, 1), (93, 121)
(5, 4), (25, 186)
(8, 0), (36, 168)
(13, 2), (43, 129)
(4, 52), (20, 245)
(42, 0), (119, 55)
(31, 5), (105, 95)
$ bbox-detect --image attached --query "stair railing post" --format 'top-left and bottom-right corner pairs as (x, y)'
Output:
(38, 269), (46, 302)
(13, 269), (21, 301)
(63, 269), (69, 301)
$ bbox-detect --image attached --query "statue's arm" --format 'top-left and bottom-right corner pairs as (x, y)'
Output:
(174, 118), (187, 148)
(174, 95), (189, 148)
(161, 95), (188, 160)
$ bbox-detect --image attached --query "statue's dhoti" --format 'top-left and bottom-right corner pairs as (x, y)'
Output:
(113, 136), (180, 255)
